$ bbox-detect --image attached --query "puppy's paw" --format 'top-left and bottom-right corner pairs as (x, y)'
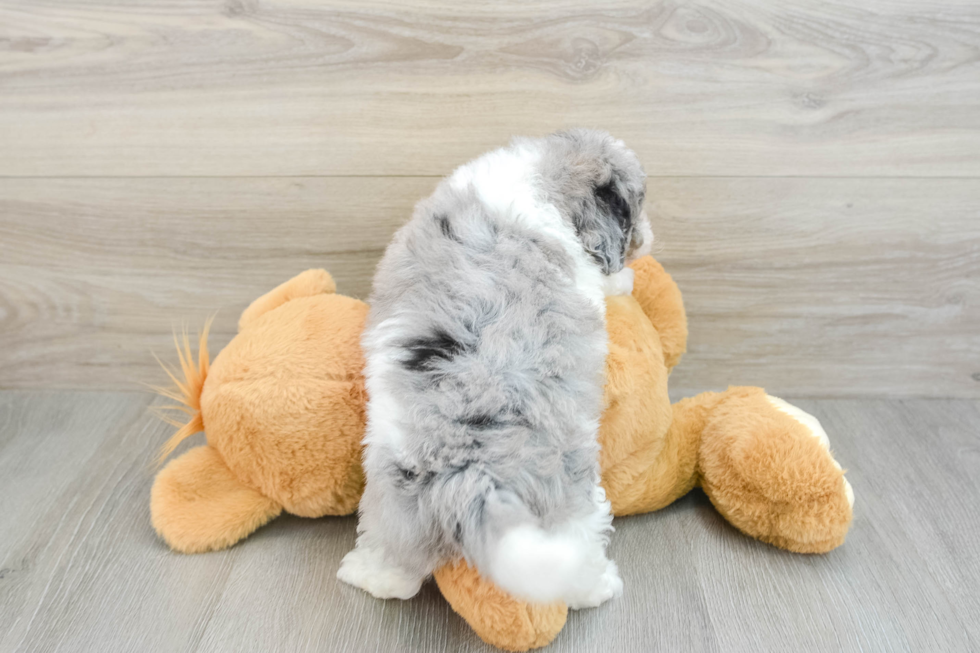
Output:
(566, 560), (624, 610)
(337, 545), (423, 600)
(602, 268), (634, 297)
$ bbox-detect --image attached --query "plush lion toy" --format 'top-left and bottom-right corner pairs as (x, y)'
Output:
(151, 256), (853, 651)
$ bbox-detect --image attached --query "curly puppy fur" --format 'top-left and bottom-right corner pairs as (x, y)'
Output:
(338, 129), (651, 608)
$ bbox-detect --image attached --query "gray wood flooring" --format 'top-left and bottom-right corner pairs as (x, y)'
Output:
(1, 391), (977, 652)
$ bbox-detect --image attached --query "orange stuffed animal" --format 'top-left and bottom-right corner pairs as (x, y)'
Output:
(151, 256), (853, 651)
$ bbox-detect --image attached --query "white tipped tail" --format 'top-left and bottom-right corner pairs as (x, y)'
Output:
(487, 519), (622, 608)
(490, 524), (587, 604)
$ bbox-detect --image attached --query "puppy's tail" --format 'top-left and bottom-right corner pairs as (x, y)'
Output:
(487, 522), (589, 604)
(464, 484), (612, 605)
(149, 318), (213, 464)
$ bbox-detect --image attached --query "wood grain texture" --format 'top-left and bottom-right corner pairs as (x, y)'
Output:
(0, 391), (235, 653)
(1, 391), (978, 652)
(0, 176), (432, 390)
(2, 177), (978, 396)
(1, 0), (979, 176)
(654, 177), (980, 398)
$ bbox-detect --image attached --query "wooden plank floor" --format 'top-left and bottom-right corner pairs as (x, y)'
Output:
(1, 391), (978, 652)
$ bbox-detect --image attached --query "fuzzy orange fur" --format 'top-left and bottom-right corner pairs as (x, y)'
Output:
(150, 257), (853, 651)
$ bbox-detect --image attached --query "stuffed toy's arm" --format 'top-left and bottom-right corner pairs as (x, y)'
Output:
(628, 257), (687, 371)
(238, 269), (336, 331)
(694, 387), (854, 553)
(607, 387), (854, 552)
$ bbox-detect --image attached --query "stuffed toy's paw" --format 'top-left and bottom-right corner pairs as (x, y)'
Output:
(151, 445), (282, 553)
(433, 560), (567, 652)
(698, 387), (854, 553)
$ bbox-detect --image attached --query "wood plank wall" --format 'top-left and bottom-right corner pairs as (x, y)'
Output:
(1, 0), (978, 396)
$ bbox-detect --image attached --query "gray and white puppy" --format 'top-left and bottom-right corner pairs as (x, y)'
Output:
(338, 129), (652, 608)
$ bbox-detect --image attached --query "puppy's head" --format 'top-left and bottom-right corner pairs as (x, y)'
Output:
(539, 129), (651, 274)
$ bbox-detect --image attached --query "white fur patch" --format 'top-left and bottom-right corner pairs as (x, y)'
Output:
(488, 484), (621, 608)
(491, 525), (585, 603)
(631, 211), (654, 259)
(450, 142), (608, 316)
(449, 142), (542, 224)
(362, 317), (412, 451)
(567, 559), (624, 610)
(766, 395), (854, 508)
(602, 267), (634, 297)
(337, 545), (424, 600)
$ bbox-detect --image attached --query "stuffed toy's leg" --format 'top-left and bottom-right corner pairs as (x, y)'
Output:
(433, 561), (567, 652)
(151, 445), (282, 553)
(606, 387), (853, 553)
(695, 387), (854, 553)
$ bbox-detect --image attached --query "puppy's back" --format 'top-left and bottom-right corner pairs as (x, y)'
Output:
(362, 165), (610, 599)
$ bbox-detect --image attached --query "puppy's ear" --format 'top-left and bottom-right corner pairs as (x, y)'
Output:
(574, 181), (632, 274)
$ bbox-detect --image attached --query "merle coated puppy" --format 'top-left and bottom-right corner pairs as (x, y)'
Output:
(338, 129), (652, 608)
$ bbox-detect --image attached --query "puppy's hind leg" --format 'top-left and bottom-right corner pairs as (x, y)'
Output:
(337, 541), (426, 600)
(560, 486), (623, 610)
(564, 553), (622, 610)
(337, 472), (430, 600)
